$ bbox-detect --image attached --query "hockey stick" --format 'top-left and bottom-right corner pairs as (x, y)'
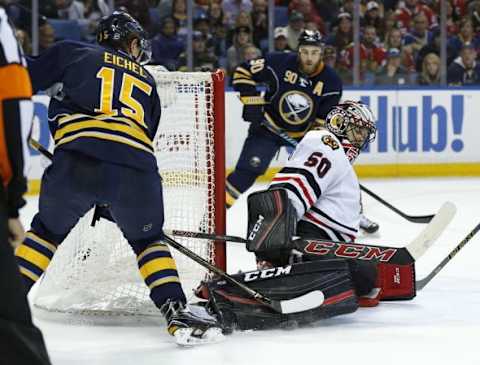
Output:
(29, 137), (53, 160)
(167, 201), (456, 266)
(258, 119), (437, 224)
(163, 235), (325, 314)
(359, 185), (434, 224)
(416, 221), (480, 290)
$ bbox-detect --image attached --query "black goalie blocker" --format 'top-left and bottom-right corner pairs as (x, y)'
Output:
(203, 260), (358, 332)
(246, 189), (297, 266)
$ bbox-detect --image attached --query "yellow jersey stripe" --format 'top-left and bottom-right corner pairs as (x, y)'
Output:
(226, 191), (236, 207)
(16, 245), (51, 271)
(54, 120), (152, 146)
(137, 244), (171, 262)
(226, 180), (241, 196)
(139, 257), (178, 279)
(148, 276), (181, 290)
(26, 232), (57, 253)
(56, 131), (154, 154)
(232, 79), (256, 86)
(236, 67), (252, 77)
(19, 267), (40, 282)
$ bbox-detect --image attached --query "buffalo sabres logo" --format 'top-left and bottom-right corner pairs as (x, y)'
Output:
(279, 91), (313, 126)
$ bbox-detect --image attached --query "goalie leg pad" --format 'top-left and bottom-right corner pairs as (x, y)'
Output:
(204, 260), (358, 332)
(246, 189), (297, 266)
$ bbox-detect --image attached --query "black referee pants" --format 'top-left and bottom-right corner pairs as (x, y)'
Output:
(0, 201), (51, 365)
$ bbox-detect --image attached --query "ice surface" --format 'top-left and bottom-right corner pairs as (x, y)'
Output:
(19, 177), (480, 365)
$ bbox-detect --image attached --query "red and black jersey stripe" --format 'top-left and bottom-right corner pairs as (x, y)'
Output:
(270, 167), (321, 212)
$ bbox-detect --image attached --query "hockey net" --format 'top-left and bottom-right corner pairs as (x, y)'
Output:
(32, 69), (226, 321)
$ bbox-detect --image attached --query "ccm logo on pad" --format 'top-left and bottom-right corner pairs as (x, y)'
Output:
(244, 265), (292, 282)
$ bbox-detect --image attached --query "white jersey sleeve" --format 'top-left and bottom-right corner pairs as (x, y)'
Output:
(269, 129), (361, 241)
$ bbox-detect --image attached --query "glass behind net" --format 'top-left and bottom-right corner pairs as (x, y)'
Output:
(32, 70), (220, 320)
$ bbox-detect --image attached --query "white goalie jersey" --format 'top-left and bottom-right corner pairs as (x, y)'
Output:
(269, 129), (361, 241)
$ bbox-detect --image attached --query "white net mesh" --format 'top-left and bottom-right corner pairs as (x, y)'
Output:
(33, 70), (223, 320)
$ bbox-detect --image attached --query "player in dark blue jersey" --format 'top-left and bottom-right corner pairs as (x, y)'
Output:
(228, 29), (379, 234)
(227, 30), (342, 209)
(14, 11), (223, 346)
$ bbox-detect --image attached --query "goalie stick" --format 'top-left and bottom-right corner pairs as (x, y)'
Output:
(163, 235), (325, 314)
(252, 111), (437, 224)
(416, 221), (480, 290)
(167, 201), (456, 267)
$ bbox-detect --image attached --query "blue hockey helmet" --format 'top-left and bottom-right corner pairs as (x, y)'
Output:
(96, 11), (151, 64)
(298, 29), (322, 48)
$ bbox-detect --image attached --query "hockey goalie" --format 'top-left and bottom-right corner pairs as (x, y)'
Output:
(200, 101), (417, 332)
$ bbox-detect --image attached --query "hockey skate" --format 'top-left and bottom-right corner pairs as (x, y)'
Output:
(160, 300), (224, 346)
(360, 214), (379, 234)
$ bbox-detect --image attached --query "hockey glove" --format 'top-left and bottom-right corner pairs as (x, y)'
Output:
(242, 104), (264, 124)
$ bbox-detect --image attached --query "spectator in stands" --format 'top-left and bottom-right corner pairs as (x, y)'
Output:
(415, 29), (455, 72)
(82, 0), (110, 37)
(212, 23), (228, 66)
(39, 22), (55, 51)
(227, 26), (259, 75)
(15, 29), (31, 55)
(223, 0), (252, 27)
(315, 0), (340, 30)
(403, 13), (433, 61)
(382, 10), (399, 42)
(285, 11), (305, 50)
(384, 27), (415, 72)
(288, 0), (326, 35)
(323, 44), (337, 68)
(241, 43), (262, 62)
(376, 48), (411, 85)
(342, 25), (386, 83)
(417, 52), (441, 85)
(273, 27), (291, 52)
(178, 31), (218, 72)
(151, 16), (185, 70)
(448, 18), (480, 60)
(37, 0), (84, 20)
(251, 0), (268, 48)
(362, 1), (384, 36)
(116, 0), (152, 34)
(171, 0), (188, 39)
(194, 11), (214, 52)
(325, 12), (352, 56)
(395, 0), (436, 33)
(469, 0), (480, 33)
(447, 44), (480, 85)
(227, 10), (253, 48)
(208, 1), (225, 27)
(339, 0), (354, 15)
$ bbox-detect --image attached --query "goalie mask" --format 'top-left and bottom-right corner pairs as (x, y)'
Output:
(96, 11), (152, 65)
(326, 101), (376, 160)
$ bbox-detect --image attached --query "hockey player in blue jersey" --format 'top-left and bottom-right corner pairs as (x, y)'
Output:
(229, 29), (379, 234)
(14, 11), (223, 346)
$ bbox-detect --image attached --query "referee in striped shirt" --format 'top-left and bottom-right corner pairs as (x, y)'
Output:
(0, 3), (51, 364)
